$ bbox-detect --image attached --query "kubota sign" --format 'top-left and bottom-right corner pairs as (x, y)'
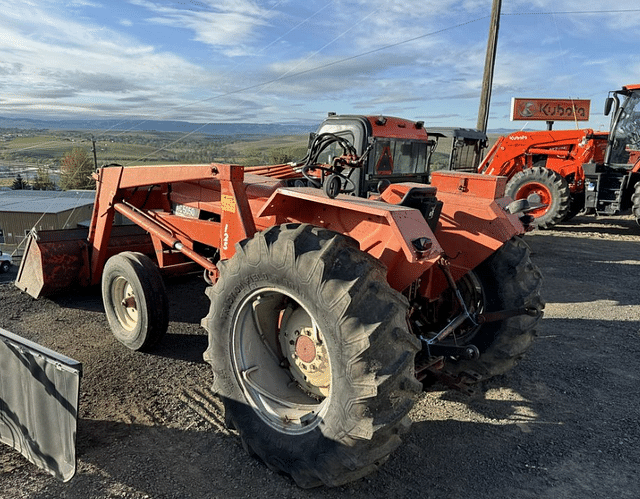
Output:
(511, 98), (590, 121)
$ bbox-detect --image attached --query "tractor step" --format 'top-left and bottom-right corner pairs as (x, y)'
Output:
(583, 164), (632, 215)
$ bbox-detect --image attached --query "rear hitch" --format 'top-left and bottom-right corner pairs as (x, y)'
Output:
(420, 340), (480, 360)
(435, 369), (482, 396)
(415, 356), (481, 396)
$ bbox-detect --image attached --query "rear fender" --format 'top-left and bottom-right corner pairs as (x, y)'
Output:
(423, 171), (525, 299)
(257, 186), (443, 292)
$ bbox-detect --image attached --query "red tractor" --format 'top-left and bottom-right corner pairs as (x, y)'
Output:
(14, 115), (543, 487)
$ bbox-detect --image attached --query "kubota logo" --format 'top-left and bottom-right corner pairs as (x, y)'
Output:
(509, 135), (528, 141)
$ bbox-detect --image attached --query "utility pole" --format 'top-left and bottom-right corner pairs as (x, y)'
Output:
(476, 0), (502, 135)
(91, 136), (98, 170)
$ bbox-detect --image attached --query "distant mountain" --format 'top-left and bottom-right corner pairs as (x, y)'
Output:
(0, 115), (539, 138)
(0, 116), (316, 136)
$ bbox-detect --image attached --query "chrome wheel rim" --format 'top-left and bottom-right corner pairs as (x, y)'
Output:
(231, 288), (332, 434)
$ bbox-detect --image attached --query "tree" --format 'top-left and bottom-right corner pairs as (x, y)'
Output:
(32, 164), (57, 190)
(269, 146), (308, 164)
(269, 148), (294, 164)
(59, 147), (95, 190)
(11, 174), (29, 190)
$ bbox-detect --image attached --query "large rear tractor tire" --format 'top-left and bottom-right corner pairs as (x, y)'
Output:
(632, 181), (640, 225)
(506, 166), (570, 229)
(202, 224), (422, 488)
(101, 251), (169, 351)
(443, 236), (544, 380)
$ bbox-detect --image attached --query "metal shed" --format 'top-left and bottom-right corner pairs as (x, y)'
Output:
(0, 190), (94, 248)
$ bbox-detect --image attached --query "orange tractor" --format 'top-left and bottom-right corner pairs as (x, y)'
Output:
(434, 85), (640, 229)
(427, 126), (609, 228)
(478, 128), (608, 228)
(14, 115), (543, 487)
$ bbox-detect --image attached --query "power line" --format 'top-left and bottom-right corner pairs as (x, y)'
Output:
(89, 1), (338, 143)
(5, 7), (640, 164)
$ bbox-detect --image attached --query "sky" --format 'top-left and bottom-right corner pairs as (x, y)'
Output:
(1, 0), (640, 132)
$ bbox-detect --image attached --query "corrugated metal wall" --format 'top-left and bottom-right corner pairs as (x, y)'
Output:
(0, 206), (93, 247)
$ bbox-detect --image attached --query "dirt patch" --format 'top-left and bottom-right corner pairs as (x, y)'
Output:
(1, 214), (639, 498)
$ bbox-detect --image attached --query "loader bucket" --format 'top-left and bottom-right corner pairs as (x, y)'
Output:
(15, 228), (91, 299)
(15, 225), (154, 299)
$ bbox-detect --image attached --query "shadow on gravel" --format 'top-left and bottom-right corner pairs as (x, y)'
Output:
(27, 418), (249, 499)
(0, 265), (18, 285)
(165, 274), (210, 325)
(50, 288), (104, 313)
(27, 406), (633, 499)
(24, 273), (212, 325)
(546, 214), (639, 236)
(526, 233), (640, 305)
(149, 333), (209, 363)
(25, 411), (553, 499)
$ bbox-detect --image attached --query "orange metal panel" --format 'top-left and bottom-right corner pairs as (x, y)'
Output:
(257, 187), (442, 291)
(431, 171), (507, 199)
(218, 165), (257, 260)
(105, 164), (219, 189)
(151, 213), (221, 248)
(425, 191), (524, 298)
(366, 116), (429, 140)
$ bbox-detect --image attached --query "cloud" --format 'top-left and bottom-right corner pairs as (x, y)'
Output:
(0, 1), (217, 119)
(27, 88), (79, 99)
(0, 0), (639, 129)
(54, 71), (147, 94)
(0, 62), (24, 76)
(131, 0), (274, 55)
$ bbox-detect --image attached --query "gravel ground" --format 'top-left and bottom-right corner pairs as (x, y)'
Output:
(0, 214), (639, 499)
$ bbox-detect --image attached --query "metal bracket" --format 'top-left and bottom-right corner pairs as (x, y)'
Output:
(477, 307), (540, 324)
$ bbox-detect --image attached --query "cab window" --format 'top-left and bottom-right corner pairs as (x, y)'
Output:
(315, 131), (356, 165)
(370, 139), (429, 175)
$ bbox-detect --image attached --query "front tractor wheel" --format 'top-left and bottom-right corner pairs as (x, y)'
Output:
(101, 251), (168, 351)
(202, 224), (421, 488)
(506, 166), (570, 229)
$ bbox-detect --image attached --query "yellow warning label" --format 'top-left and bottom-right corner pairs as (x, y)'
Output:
(221, 194), (236, 213)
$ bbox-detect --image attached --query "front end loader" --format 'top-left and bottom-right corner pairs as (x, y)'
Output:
(13, 116), (543, 487)
(478, 128), (608, 228)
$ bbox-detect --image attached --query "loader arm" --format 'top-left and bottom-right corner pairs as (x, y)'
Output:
(478, 129), (606, 187)
(17, 162), (447, 298)
(87, 164), (258, 287)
